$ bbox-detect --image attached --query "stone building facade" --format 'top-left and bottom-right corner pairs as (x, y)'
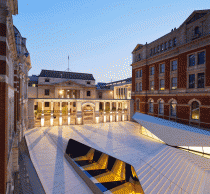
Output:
(96, 77), (132, 100)
(131, 9), (210, 129)
(0, 0), (31, 193)
(28, 70), (132, 127)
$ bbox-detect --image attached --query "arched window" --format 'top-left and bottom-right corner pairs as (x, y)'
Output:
(159, 100), (164, 114)
(191, 101), (199, 120)
(195, 26), (199, 35)
(170, 100), (177, 116)
(148, 99), (154, 113)
(136, 99), (140, 111)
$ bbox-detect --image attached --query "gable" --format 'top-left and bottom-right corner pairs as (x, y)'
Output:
(132, 44), (143, 53)
(186, 12), (208, 25)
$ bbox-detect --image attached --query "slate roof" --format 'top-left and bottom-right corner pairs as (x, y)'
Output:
(39, 70), (95, 80)
(28, 75), (38, 83)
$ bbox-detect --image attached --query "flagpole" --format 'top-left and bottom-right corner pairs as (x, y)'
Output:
(68, 56), (69, 72)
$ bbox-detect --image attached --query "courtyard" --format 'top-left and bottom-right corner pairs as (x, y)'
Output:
(24, 121), (210, 194)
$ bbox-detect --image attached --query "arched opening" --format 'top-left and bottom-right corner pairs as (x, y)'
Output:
(136, 99), (140, 111)
(99, 102), (103, 111)
(191, 101), (199, 120)
(82, 104), (95, 124)
(148, 99), (154, 113)
(170, 100), (177, 117)
(158, 100), (164, 115)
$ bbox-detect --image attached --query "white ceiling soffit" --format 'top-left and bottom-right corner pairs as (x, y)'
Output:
(133, 112), (210, 147)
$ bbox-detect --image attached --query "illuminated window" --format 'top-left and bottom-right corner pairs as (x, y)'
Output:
(171, 77), (177, 89)
(32, 84), (36, 87)
(191, 101), (199, 120)
(150, 81), (154, 91)
(170, 100), (177, 116)
(160, 79), (165, 90)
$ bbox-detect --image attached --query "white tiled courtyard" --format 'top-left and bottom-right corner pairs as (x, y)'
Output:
(25, 121), (210, 194)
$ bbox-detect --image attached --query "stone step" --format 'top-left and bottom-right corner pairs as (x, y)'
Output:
(145, 155), (184, 194)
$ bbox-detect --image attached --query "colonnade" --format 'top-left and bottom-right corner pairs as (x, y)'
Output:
(28, 99), (132, 128)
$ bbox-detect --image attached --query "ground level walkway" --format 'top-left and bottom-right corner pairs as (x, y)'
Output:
(25, 121), (210, 194)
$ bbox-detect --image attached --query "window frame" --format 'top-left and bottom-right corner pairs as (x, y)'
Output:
(171, 77), (177, 90)
(159, 63), (165, 74)
(191, 101), (200, 120)
(160, 79), (165, 90)
(170, 101), (177, 116)
(45, 102), (50, 107)
(45, 89), (50, 96)
(87, 91), (91, 96)
(148, 99), (154, 113)
(189, 74), (195, 88)
(159, 100), (164, 115)
(171, 60), (177, 71)
(150, 80), (154, 91)
(150, 66), (155, 75)
(197, 72), (205, 88)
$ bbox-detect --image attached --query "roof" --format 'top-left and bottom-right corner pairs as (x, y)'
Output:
(133, 112), (210, 146)
(39, 70), (95, 80)
(29, 75), (38, 82)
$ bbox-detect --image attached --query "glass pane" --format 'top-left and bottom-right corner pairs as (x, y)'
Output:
(189, 74), (195, 88)
(189, 55), (195, 66)
(197, 73), (204, 88)
(198, 51), (205, 65)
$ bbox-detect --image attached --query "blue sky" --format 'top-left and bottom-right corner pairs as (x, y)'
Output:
(14, 0), (209, 83)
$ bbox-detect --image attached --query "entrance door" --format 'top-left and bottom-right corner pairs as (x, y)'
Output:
(82, 105), (94, 124)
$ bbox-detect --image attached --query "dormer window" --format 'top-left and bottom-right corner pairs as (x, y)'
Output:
(195, 26), (199, 35)
(165, 42), (168, 50)
(87, 81), (91, 85)
(150, 49), (153, 56)
(173, 38), (177, 46)
(45, 79), (49, 82)
(138, 54), (141, 60)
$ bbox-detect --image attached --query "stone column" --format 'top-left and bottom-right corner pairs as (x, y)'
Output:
(28, 99), (35, 129)
(122, 101), (125, 121)
(103, 101), (106, 123)
(116, 102), (119, 122)
(76, 101), (82, 124)
(59, 101), (62, 125)
(41, 101), (44, 127)
(110, 102), (112, 122)
(68, 101), (71, 125)
(95, 101), (100, 124)
(50, 101), (53, 126)
(80, 90), (83, 99)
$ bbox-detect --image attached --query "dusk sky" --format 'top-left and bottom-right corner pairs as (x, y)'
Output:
(13, 0), (209, 83)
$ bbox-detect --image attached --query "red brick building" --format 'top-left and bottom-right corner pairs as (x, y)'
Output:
(0, 0), (31, 193)
(131, 9), (210, 130)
